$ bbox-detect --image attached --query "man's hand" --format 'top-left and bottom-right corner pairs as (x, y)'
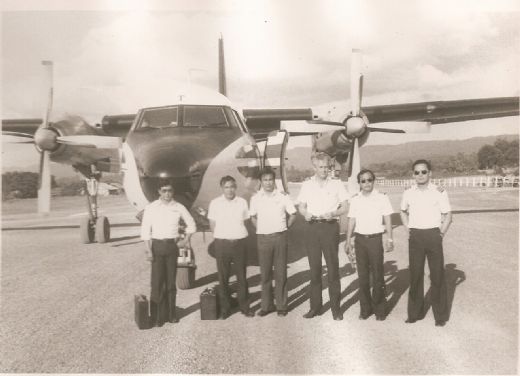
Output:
(304, 212), (313, 221)
(344, 242), (356, 269)
(145, 249), (153, 262)
(386, 239), (394, 252)
(176, 238), (190, 249)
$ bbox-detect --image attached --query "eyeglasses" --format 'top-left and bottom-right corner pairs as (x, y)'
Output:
(360, 178), (374, 183)
(414, 170), (429, 175)
(160, 188), (173, 192)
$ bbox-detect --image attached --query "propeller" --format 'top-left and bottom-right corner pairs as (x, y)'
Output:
(37, 60), (54, 215)
(347, 138), (361, 194)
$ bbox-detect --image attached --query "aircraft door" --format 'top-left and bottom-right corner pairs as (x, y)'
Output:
(262, 130), (289, 193)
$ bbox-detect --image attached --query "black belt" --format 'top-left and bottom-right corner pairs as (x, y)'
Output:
(152, 238), (178, 242)
(216, 238), (246, 243)
(354, 232), (383, 239)
(258, 231), (286, 236)
(410, 228), (439, 232)
(309, 219), (338, 224)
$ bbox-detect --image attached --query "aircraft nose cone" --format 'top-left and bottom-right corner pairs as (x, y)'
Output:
(34, 127), (59, 151)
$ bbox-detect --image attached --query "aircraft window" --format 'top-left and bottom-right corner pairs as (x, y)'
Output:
(231, 110), (249, 133)
(183, 106), (229, 128)
(139, 107), (178, 128)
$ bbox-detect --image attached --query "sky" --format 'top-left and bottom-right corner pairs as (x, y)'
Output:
(1, 0), (519, 170)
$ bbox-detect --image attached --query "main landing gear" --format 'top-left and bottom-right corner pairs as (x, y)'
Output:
(79, 171), (111, 244)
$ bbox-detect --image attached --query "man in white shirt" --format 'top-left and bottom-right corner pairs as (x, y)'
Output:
(141, 181), (196, 326)
(345, 169), (394, 321)
(400, 159), (452, 327)
(250, 168), (297, 317)
(297, 152), (350, 320)
(208, 175), (254, 319)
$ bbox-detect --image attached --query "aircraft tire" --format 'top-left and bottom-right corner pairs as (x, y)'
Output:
(95, 216), (110, 243)
(176, 266), (195, 290)
(80, 217), (95, 244)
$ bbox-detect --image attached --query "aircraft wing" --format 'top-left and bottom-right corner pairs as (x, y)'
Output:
(242, 96), (519, 139)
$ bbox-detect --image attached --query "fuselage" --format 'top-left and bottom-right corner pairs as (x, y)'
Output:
(122, 102), (262, 229)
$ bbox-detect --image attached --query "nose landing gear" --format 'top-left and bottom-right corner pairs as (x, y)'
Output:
(79, 170), (111, 244)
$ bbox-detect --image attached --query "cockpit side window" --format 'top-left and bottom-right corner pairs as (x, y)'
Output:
(183, 106), (229, 128)
(231, 109), (249, 133)
(139, 107), (178, 128)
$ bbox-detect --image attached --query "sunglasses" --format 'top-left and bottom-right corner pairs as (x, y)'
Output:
(160, 188), (173, 192)
(414, 170), (429, 175)
(360, 178), (374, 183)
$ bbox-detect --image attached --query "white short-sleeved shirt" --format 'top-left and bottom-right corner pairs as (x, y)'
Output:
(400, 183), (451, 229)
(140, 199), (196, 240)
(296, 176), (350, 217)
(348, 190), (393, 235)
(207, 195), (249, 239)
(250, 189), (297, 234)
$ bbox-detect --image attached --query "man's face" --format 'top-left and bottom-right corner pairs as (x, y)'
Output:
(359, 172), (375, 193)
(158, 185), (174, 202)
(260, 174), (275, 192)
(222, 180), (237, 200)
(313, 159), (330, 180)
(413, 163), (431, 185)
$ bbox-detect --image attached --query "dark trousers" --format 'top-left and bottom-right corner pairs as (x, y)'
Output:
(257, 232), (288, 311)
(354, 234), (386, 317)
(408, 228), (448, 321)
(304, 221), (341, 315)
(150, 239), (178, 323)
(214, 238), (249, 313)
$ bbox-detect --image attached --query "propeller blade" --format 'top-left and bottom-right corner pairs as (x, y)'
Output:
(2, 131), (34, 138)
(307, 120), (344, 127)
(3, 138), (34, 144)
(281, 120), (344, 134)
(38, 151), (51, 214)
(218, 35), (227, 96)
(368, 121), (431, 134)
(41, 60), (53, 129)
(350, 49), (363, 116)
(56, 135), (122, 148)
(347, 138), (361, 194)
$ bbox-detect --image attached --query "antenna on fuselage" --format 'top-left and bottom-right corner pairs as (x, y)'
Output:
(218, 34), (227, 97)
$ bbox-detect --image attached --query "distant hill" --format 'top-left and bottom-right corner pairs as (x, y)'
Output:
(286, 134), (518, 169)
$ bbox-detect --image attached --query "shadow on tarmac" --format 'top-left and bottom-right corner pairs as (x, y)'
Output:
(423, 263), (466, 320)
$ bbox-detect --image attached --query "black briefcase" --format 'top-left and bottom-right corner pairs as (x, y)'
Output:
(134, 294), (152, 329)
(200, 286), (219, 320)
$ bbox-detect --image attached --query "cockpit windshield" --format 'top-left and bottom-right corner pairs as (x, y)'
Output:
(183, 106), (229, 128)
(136, 105), (235, 129)
(139, 107), (178, 128)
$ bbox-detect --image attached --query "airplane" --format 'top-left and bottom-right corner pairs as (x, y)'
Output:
(3, 37), (519, 287)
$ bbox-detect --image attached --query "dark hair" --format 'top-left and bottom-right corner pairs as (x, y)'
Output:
(220, 175), (236, 187)
(412, 159), (431, 171)
(157, 179), (173, 190)
(258, 167), (276, 180)
(357, 169), (375, 183)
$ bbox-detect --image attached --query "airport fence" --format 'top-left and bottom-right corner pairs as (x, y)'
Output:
(377, 175), (519, 188)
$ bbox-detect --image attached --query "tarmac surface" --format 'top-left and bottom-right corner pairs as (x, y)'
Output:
(1, 185), (518, 374)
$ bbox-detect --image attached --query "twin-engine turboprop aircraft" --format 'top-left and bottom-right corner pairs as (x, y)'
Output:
(3, 37), (519, 246)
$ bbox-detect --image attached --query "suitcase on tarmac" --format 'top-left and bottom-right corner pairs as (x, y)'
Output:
(134, 294), (152, 329)
(200, 286), (220, 320)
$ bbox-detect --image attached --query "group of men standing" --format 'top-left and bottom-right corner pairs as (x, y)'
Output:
(140, 153), (452, 328)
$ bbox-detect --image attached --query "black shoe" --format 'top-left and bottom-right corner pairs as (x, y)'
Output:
(303, 310), (319, 319)
(359, 313), (372, 320)
(241, 309), (255, 317)
(435, 320), (446, 327)
(257, 309), (274, 317)
(168, 316), (179, 323)
(333, 312), (343, 321)
(405, 318), (417, 323)
(220, 311), (230, 320)
(277, 310), (288, 317)
(376, 316), (385, 321)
